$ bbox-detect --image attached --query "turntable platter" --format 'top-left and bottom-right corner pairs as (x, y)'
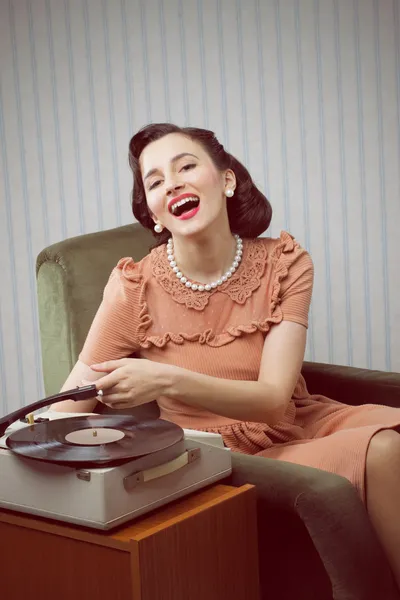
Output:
(6, 415), (184, 466)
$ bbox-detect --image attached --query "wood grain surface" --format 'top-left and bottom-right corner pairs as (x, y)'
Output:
(0, 484), (260, 600)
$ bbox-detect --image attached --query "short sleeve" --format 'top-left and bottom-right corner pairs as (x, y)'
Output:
(78, 258), (142, 365)
(278, 246), (314, 328)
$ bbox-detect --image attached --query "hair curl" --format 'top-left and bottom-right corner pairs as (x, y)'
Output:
(128, 123), (272, 246)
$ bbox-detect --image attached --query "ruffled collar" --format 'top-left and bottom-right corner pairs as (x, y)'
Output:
(151, 237), (269, 311)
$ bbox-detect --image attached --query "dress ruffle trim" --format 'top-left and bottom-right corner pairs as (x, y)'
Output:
(115, 257), (143, 284)
(117, 231), (300, 349)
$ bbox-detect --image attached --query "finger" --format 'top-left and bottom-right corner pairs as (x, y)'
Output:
(100, 393), (129, 406)
(90, 359), (131, 372)
(103, 401), (128, 410)
(92, 371), (123, 392)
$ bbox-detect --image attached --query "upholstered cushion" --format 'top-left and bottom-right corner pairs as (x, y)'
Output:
(36, 224), (154, 395)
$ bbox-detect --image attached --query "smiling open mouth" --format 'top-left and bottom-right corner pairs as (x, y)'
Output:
(169, 196), (200, 217)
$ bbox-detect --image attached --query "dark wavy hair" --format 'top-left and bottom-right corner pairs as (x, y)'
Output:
(128, 123), (272, 246)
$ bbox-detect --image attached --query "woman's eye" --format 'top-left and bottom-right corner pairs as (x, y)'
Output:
(149, 179), (162, 190)
(181, 163), (196, 171)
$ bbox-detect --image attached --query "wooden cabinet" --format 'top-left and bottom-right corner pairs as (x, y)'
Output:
(0, 484), (260, 600)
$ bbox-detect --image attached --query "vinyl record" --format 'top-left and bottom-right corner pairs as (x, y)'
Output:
(6, 415), (184, 466)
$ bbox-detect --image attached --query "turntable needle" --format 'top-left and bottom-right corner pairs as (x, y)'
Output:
(27, 413), (34, 425)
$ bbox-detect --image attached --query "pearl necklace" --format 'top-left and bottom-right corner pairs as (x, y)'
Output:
(166, 235), (243, 292)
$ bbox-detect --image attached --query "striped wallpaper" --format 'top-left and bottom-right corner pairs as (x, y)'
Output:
(0, 0), (399, 415)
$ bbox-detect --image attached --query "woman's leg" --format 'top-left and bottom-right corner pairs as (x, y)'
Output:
(366, 429), (400, 588)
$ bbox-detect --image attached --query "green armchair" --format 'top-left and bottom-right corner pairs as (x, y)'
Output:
(36, 223), (400, 600)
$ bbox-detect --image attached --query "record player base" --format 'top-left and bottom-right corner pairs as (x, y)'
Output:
(0, 483), (259, 600)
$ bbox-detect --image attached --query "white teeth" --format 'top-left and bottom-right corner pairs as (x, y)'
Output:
(170, 196), (199, 214)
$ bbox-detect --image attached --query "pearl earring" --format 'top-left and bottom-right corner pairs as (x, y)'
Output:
(226, 189), (234, 198)
(154, 222), (163, 233)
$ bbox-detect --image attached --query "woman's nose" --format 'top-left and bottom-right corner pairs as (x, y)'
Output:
(166, 180), (184, 195)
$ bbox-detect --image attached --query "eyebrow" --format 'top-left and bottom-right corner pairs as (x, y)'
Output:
(144, 153), (199, 182)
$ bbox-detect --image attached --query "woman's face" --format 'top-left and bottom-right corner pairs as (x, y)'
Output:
(140, 133), (235, 239)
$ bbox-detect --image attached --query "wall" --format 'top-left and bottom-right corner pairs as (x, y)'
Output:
(1, 0), (399, 415)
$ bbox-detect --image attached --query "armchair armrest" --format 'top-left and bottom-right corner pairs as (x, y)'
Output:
(302, 361), (400, 408)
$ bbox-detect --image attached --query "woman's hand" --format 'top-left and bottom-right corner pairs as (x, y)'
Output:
(84, 358), (175, 410)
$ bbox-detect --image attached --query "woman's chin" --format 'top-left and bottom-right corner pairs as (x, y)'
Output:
(168, 217), (208, 239)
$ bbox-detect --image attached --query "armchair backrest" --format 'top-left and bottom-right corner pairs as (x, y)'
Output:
(36, 223), (153, 396)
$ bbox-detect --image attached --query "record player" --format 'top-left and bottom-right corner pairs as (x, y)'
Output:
(0, 385), (232, 530)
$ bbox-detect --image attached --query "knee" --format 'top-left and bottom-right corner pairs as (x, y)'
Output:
(366, 430), (400, 476)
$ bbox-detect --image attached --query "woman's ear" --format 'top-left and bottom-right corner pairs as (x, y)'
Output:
(224, 169), (236, 192)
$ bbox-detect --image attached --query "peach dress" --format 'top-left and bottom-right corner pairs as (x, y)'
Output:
(80, 232), (400, 502)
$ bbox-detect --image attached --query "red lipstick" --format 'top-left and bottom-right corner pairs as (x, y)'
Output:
(167, 193), (199, 213)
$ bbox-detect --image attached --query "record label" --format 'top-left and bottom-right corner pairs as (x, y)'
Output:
(65, 427), (125, 445)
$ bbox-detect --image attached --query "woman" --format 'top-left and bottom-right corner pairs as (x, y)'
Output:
(54, 122), (400, 587)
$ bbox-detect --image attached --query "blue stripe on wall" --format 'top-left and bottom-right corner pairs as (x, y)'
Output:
(82, 0), (104, 230)
(64, 0), (85, 235)
(120, 0), (134, 135)
(197, 0), (209, 128)
(333, 0), (353, 365)
(102, 0), (122, 226)
(27, 0), (50, 246)
(45, 0), (67, 239)
(354, 0), (373, 369)
(236, 0), (249, 166)
(373, 0), (391, 371)
(9, 0), (43, 397)
(158, 0), (171, 122)
(0, 305), (7, 410)
(0, 82), (24, 413)
(216, 0), (229, 145)
(294, 0), (315, 361)
(395, 0), (400, 229)
(139, 0), (152, 122)
(178, 0), (189, 125)
(255, 0), (271, 206)
(314, 0), (334, 363)
(274, 0), (290, 232)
